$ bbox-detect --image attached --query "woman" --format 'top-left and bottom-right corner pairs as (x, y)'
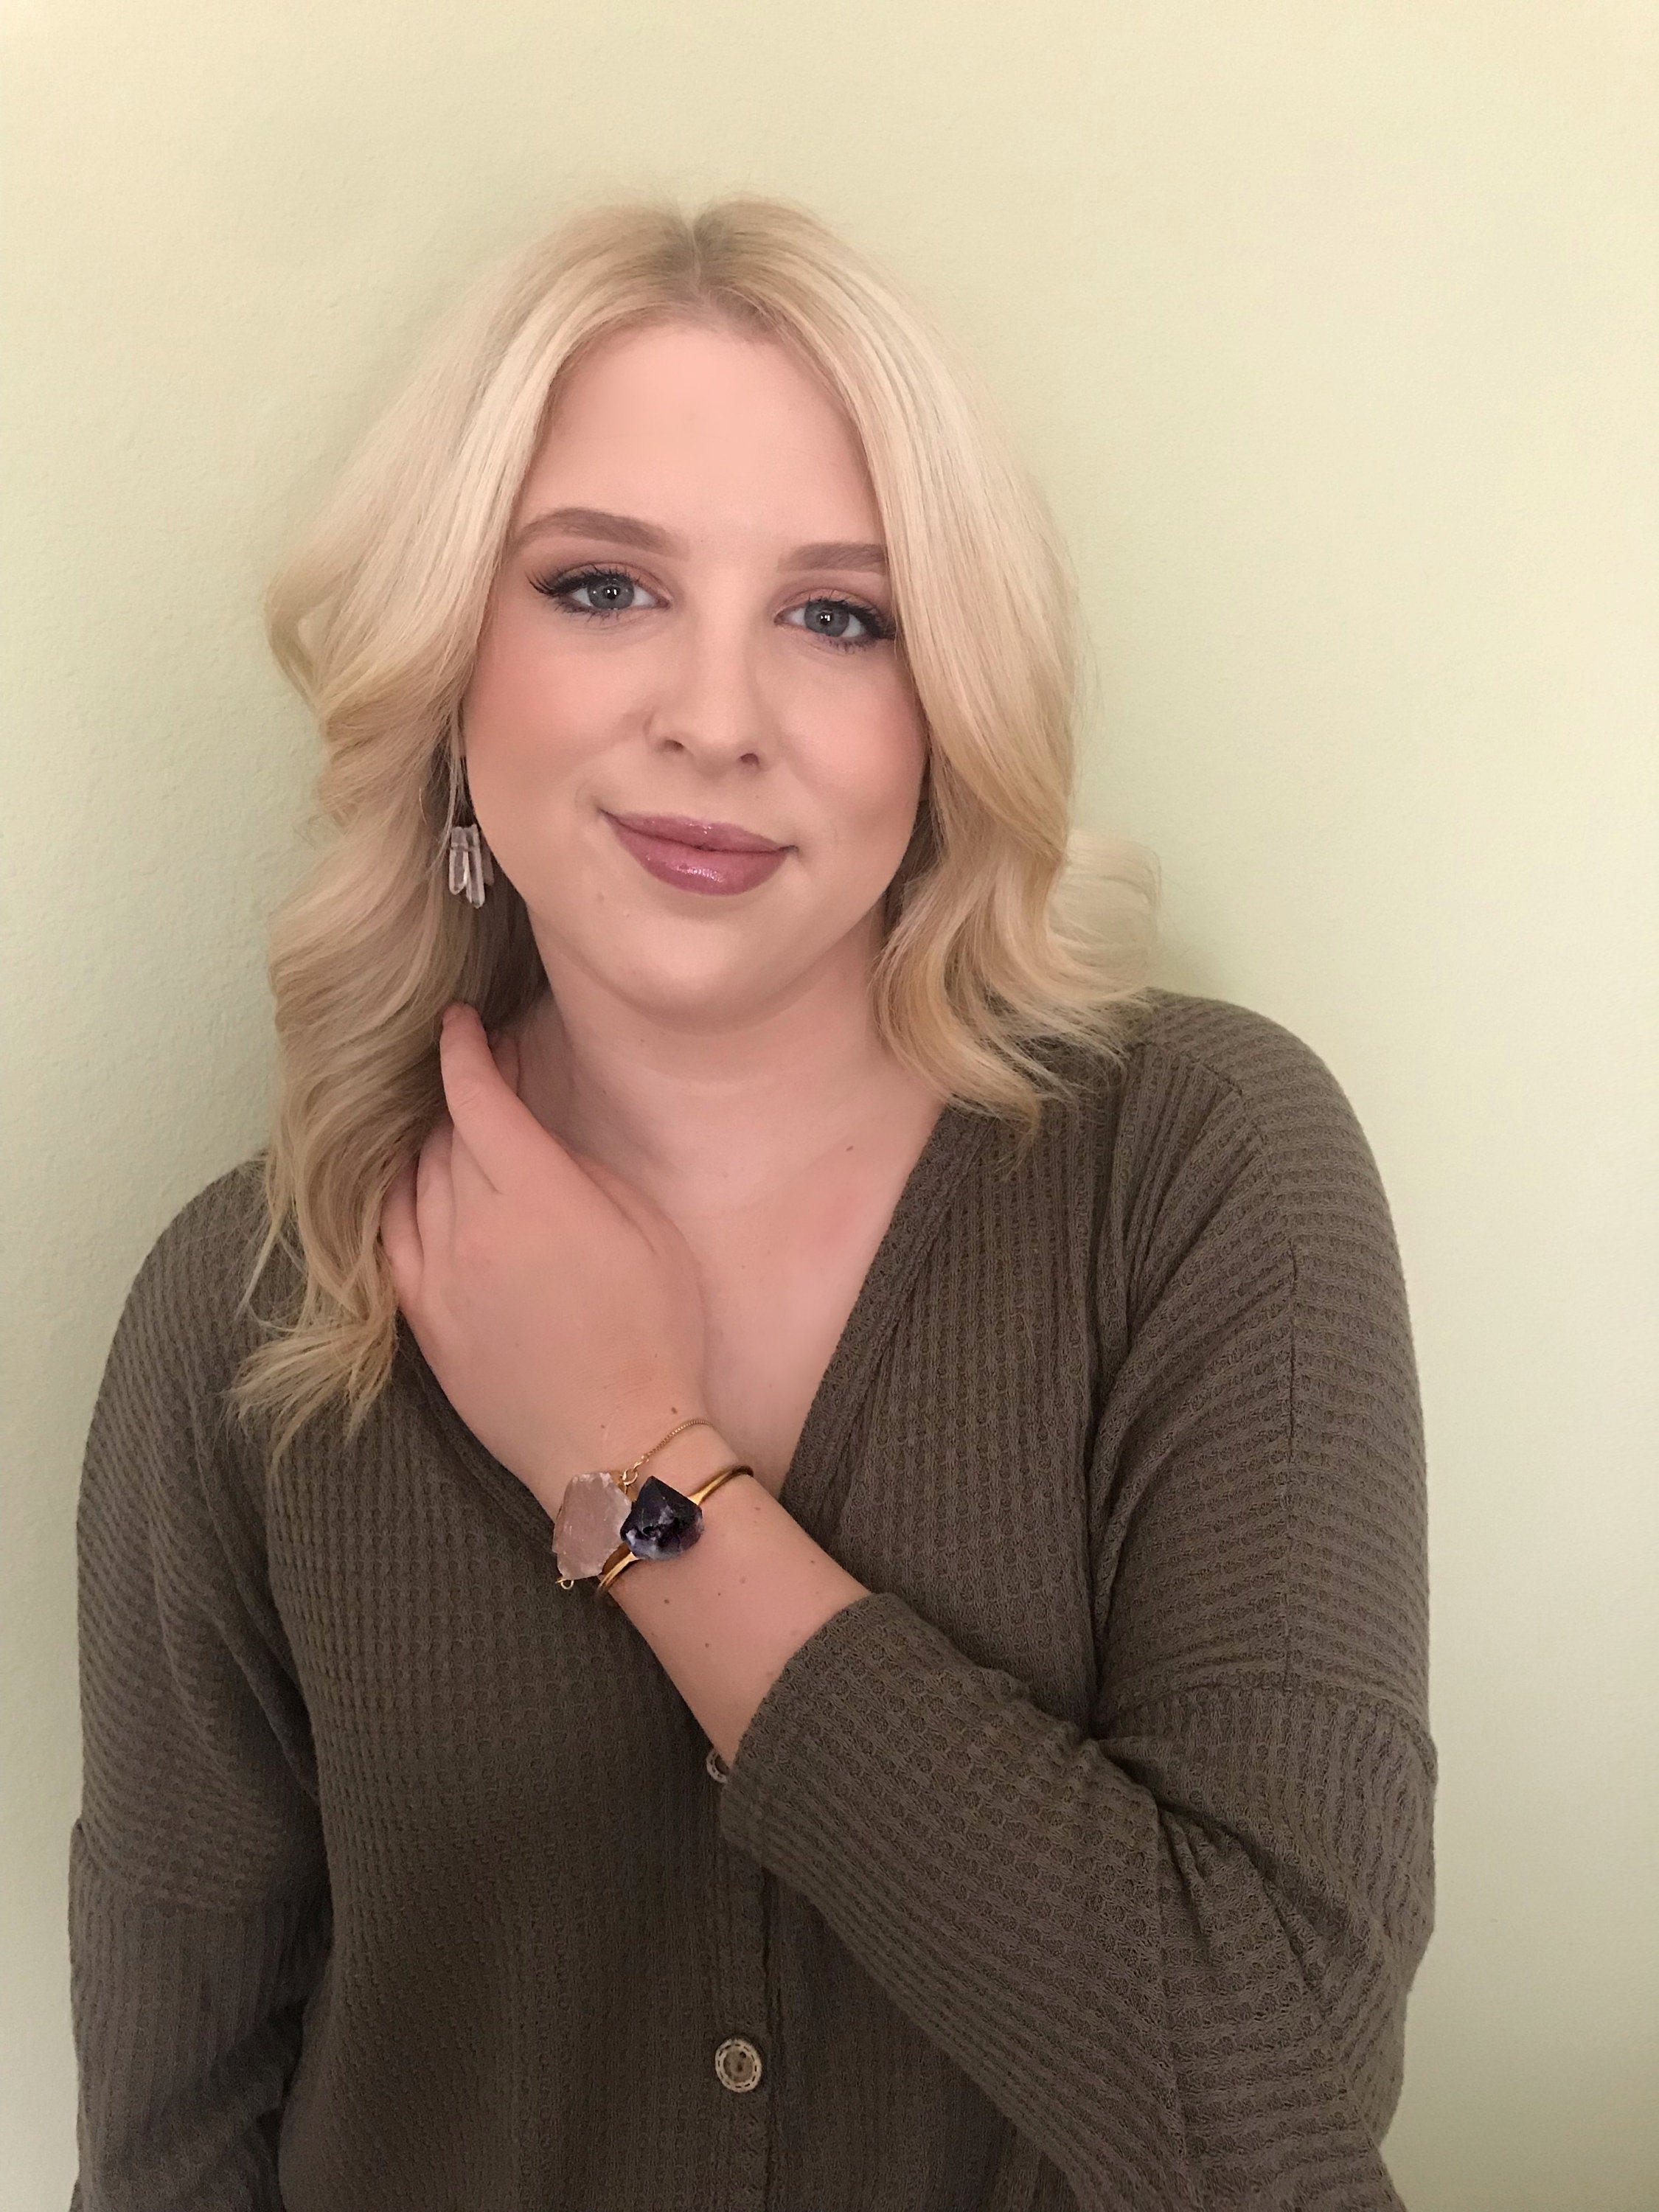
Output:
(70, 195), (1435, 2211)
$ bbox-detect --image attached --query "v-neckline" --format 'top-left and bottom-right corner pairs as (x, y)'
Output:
(399, 1092), (1001, 1563)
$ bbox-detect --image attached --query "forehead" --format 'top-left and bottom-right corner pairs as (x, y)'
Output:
(515, 318), (880, 537)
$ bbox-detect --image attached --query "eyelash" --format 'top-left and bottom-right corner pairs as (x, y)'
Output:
(529, 563), (896, 651)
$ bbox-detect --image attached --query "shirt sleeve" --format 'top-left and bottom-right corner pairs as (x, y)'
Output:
(717, 1018), (1436, 2212)
(69, 1166), (330, 2212)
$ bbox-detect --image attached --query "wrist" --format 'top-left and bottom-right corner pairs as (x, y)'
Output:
(632, 1422), (742, 1495)
(588, 1425), (751, 1604)
(534, 1413), (731, 1523)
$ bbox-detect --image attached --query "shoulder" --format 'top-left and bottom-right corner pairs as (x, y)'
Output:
(1110, 988), (1376, 1163)
(125, 1153), (276, 1321)
(103, 1154), (288, 1422)
(1043, 989), (1399, 1266)
(1043, 986), (1374, 1143)
(1088, 982), (1348, 1103)
(81, 1164), (309, 1678)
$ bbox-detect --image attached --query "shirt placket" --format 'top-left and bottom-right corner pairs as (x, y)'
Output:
(704, 1740), (774, 2207)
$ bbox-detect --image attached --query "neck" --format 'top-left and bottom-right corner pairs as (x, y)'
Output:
(512, 923), (942, 1223)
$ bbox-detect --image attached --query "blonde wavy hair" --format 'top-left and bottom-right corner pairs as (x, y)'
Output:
(234, 191), (1159, 1467)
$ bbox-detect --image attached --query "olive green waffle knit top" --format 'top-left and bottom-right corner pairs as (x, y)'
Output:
(69, 990), (1436, 2212)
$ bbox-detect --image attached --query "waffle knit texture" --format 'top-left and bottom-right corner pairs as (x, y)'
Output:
(69, 990), (1436, 2211)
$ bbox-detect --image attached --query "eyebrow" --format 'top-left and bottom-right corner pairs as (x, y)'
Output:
(509, 504), (888, 574)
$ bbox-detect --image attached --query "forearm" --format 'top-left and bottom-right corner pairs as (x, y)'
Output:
(604, 1432), (872, 1767)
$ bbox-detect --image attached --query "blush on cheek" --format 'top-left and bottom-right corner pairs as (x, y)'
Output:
(461, 631), (618, 866)
(835, 783), (927, 911)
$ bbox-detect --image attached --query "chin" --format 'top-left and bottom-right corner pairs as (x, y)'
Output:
(549, 918), (790, 1009)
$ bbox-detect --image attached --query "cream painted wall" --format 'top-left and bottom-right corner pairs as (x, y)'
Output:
(3, 4), (1654, 2205)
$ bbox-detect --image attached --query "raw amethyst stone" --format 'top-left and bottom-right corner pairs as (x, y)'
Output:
(621, 1476), (706, 1560)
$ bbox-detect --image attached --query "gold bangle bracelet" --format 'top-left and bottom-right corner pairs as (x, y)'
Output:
(596, 1463), (754, 1605)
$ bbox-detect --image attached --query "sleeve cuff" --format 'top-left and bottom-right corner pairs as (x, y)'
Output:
(717, 1585), (990, 1866)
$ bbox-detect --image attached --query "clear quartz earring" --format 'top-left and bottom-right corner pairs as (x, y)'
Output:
(445, 771), (495, 908)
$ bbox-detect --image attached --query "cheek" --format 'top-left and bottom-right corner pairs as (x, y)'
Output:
(827, 692), (929, 854)
(462, 608), (613, 787)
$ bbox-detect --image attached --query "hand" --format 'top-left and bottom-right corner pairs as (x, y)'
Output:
(379, 1003), (712, 1521)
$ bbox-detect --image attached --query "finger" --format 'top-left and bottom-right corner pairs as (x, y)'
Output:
(415, 1117), (456, 1257)
(487, 1026), (524, 1099)
(379, 1152), (423, 1308)
(439, 1003), (552, 1192)
(447, 1108), (497, 1217)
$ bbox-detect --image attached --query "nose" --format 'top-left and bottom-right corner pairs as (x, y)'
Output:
(644, 599), (773, 773)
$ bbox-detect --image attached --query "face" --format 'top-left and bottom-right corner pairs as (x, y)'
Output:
(460, 317), (929, 1029)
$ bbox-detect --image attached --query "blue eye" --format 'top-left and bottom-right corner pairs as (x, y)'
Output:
(783, 597), (894, 650)
(532, 566), (658, 618)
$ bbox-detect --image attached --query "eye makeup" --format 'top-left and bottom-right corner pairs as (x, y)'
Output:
(529, 563), (897, 651)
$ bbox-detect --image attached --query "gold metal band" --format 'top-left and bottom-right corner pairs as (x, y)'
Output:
(595, 1463), (755, 1605)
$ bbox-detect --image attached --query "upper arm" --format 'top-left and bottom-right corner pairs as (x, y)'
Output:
(1090, 1010), (1430, 1733)
(72, 1172), (328, 2209)
(75, 1167), (323, 1906)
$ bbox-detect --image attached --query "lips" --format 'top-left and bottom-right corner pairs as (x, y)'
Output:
(608, 813), (786, 854)
(603, 811), (791, 897)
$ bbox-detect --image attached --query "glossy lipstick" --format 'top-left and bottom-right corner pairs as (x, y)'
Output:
(605, 812), (790, 896)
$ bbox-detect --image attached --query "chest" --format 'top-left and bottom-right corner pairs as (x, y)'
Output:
(688, 1167), (914, 1500)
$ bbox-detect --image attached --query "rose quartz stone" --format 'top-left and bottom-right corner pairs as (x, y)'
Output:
(553, 1472), (630, 1580)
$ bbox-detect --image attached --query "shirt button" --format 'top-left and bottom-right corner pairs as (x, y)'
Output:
(714, 2036), (764, 2093)
(705, 1745), (729, 1784)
